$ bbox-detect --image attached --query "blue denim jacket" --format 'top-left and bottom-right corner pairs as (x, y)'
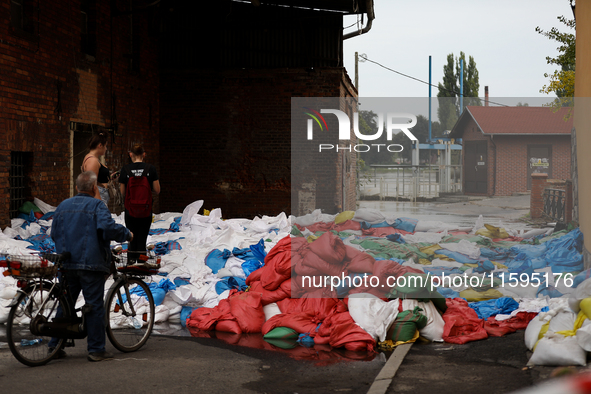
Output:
(51, 193), (131, 273)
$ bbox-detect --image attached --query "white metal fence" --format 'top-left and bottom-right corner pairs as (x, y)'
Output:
(359, 164), (462, 201)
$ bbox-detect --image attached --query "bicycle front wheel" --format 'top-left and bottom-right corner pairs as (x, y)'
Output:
(6, 286), (70, 367)
(105, 277), (155, 352)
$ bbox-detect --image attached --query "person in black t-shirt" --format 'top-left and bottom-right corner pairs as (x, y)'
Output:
(118, 144), (160, 263)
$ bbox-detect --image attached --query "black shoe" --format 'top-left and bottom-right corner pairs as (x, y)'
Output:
(48, 347), (67, 359)
(87, 351), (114, 362)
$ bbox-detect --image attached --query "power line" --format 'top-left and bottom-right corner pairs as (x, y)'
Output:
(359, 55), (509, 107)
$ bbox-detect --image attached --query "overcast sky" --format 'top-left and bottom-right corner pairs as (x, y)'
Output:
(342, 0), (575, 101)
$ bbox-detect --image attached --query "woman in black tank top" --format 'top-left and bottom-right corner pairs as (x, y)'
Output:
(82, 133), (111, 207)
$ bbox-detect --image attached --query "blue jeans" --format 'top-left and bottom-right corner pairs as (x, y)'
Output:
(48, 270), (107, 354)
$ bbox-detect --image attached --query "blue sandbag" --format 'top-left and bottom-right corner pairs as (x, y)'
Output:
(205, 249), (232, 274)
(181, 306), (197, 327)
(250, 239), (267, 264)
(392, 217), (418, 233)
(472, 260), (495, 273)
(468, 297), (519, 319)
(573, 269), (591, 288)
(509, 243), (547, 259)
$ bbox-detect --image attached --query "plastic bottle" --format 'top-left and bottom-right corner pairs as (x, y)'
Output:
(132, 318), (142, 329)
(21, 338), (42, 347)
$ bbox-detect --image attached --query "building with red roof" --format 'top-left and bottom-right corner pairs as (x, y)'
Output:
(449, 106), (573, 196)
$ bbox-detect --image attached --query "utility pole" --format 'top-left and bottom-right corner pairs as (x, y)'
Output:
(355, 51), (359, 92)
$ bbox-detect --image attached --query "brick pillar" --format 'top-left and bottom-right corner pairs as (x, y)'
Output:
(566, 179), (573, 223)
(530, 173), (548, 219)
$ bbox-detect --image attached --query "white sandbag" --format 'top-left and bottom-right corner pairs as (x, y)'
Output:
(402, 231), (446, 244)
(414, 220), (457, 233)
(576, 321), (591, 352)
(352, 208), (386, 224)
(522, 228), (552, 239)
(437, 239), (481, 259)
(548, 310), (577, 333)
(263, 302), (282, 321)
(524, 314), (546, 351)
(162, 293), (183, 315)
(401, 299), (445, 342)
(0, 298), (12, 324)
(180, 200), (204, 228)
(33, 197), (57, 214)
(154, 305), (171, 323)
(348, 293), (399, 342)
(168, 312), (181, 323)
(527, 333), (586, 366)
(470, 215), (484, 234)
(569, 277), (591, 314)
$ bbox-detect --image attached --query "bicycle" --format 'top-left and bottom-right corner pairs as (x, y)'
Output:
(2, 248), (160, 367)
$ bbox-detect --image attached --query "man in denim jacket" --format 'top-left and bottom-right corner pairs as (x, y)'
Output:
(50, 171), (133, 362)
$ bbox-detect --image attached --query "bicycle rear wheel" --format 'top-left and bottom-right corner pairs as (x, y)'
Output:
(105, 277), (155, 352)
(6, 286), (69, 367)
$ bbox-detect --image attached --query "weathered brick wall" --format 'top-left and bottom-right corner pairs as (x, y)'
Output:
(160, 67), (357, 218)
(492, 135), (570, 196)
(460, 118), (571, 197)
(0, 0), (160, 228)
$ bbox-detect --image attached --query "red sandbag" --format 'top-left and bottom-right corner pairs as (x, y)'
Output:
(442, 298), (488, 344)
(327, 312), (376, 352)
(484, 312), (538, 337)
(345, 247), (375, 273)
(334, 220), (362, 232)
(262, 311), (320, 335)
(246, 266), (264, 285)
(248, 280), (290, 306)
(187, 297), (233, 331)
(216, 319), (242, 334)
(260, 237), (293, 291)
(229, 291), (266, 333)
(307, 231), (347, 265)
(294, 248), (347, 277)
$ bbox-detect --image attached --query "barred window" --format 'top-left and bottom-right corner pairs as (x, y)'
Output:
(9, 152), (30, 219)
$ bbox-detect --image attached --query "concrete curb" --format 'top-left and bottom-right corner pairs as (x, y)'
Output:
(367, 343), (413, 394)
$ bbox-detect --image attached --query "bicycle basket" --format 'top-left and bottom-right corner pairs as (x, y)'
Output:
(1, 255), (58, 279)
(114, 252), (161, 275)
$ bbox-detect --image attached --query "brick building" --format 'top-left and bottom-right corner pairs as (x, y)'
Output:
(449, 106), (573, 196)
(158, 1), (366, 217)
(0, 0), (160, 228)
(0, 0), (370, 227)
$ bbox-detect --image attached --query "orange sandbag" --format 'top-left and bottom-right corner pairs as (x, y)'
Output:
(307, 231), (347, 265)
(229, 291), (266, 333)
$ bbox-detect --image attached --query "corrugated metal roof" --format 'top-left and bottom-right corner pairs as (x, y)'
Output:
(451, 106), (573, 137)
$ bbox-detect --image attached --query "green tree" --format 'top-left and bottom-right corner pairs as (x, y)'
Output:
(536, 13), (575, 104)
(437, 52), (481, 130)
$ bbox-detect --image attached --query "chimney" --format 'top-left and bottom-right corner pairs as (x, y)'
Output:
(485, 86), (489, 107)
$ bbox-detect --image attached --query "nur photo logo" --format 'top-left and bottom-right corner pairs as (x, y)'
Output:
(303, 108), (418, 152)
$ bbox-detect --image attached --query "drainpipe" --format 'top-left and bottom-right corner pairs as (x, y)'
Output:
(490, 135), (496, 196)
(343, 0), (375, 40)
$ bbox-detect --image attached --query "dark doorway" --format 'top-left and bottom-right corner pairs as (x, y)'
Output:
(527, 145), (552, 190)
(464, 141), (488, 194)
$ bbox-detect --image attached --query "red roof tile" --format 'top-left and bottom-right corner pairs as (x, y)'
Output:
(459, 106), (573, 135)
